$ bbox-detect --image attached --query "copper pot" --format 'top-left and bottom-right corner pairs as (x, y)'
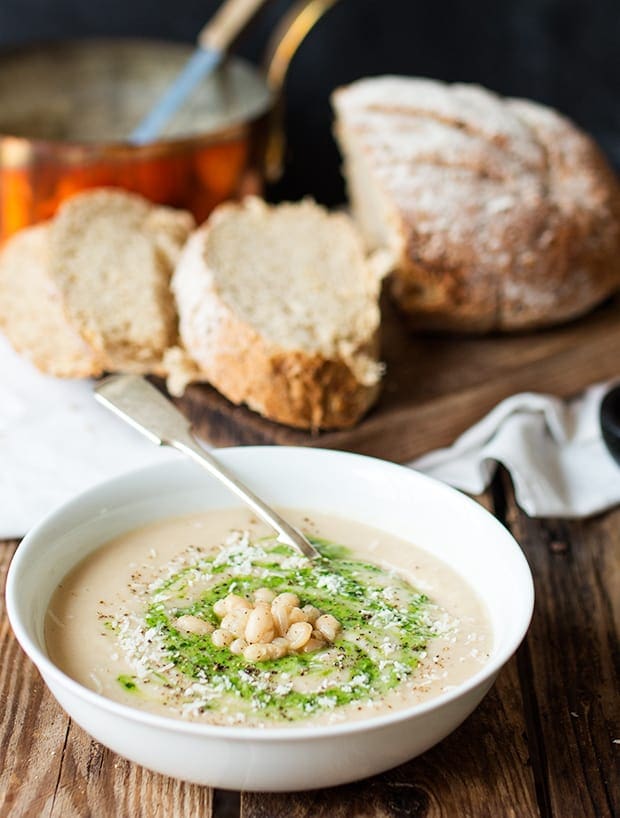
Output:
(0, 0), (336, 242)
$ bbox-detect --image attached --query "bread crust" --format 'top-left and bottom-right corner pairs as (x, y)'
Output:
(192, 313), (380, 430)
(333, 77), (620, 333)
(171, 208), (382, 430)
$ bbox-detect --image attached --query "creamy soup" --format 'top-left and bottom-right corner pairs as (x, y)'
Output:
(46, 509), (492, 728)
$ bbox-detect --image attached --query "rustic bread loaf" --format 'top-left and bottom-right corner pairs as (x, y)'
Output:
(49, 189), (194, 372)
(0, 223), (103, 377)
(169, 197), (385, 429)
(333, 76), (620, 332)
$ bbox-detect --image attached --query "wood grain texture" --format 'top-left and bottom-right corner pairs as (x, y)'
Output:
(47, 724), (213, 818)
(500, 473), (620, 818)
(0, 542), (71, 818)
(175, 294), (620, 462)
(0, 542), (214, 818)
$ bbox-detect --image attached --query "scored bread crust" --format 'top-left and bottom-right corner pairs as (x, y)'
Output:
(0, 223), (103, 377)
(333, 77), (620, 333)
(169, 202), (383, 430)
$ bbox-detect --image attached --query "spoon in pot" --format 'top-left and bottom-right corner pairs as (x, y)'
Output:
(94, 374), (320, 560)
(130, 0), (269, 144)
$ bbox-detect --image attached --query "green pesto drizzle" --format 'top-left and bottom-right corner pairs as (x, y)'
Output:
(112, 534), (450, 723)
(117, 674), (139, 692)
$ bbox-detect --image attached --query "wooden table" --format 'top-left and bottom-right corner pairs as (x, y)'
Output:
(1, 471), (618, 818)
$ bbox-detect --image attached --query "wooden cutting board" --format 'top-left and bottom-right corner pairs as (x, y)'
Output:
(173, 293), (620, 464)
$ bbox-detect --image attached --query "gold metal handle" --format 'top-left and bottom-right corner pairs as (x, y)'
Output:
(261, 0), (340, 182)
(264, 0), (339, 91)
(199, 0), (270, 52)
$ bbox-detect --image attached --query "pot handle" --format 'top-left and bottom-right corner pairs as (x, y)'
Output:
(199, 0), (271, 52)
(261, 0), (339, 181)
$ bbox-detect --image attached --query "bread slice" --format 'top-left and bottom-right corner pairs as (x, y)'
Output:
(169, 197), (386, 429)
(333, 76), (620, 332)
(0, 223), (103, 377)
(49, 189), (195, 373)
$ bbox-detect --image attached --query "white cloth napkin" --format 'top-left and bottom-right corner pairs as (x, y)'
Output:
(0, 336), (178, 538)
(412, 381), (620, 518)
(1, 332), (618, 537)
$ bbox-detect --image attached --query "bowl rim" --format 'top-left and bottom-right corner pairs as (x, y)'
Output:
(6, 446), (534, 742)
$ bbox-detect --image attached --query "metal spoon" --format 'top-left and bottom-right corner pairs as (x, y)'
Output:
(94, 375), (320, 560)
(130, 0), (269, 144)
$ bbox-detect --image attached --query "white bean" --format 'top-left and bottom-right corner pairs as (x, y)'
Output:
(301, 605), (321, 624)
(288, 607), (308, 625)
(229, 638), (247, 655)
(211, 587), (337, 660)
(272, 607), (289, 637)
(213, 599), (228, 618)
(270, 637), (289, 659)
(315, 614), (340, 642)
(227, 594), (252, 612)
(175, 615), (214, 636)
(245, 605), (275, 644)
(272, 592), (300, 609)
(303, 637), (326, 653)
(286, 621), (313, 650)
(212, 628), (233, 647)
(243, 643), (272, 662)
(253, 587), (276, 603)
(221, 610), (250, 639)
(271, 593), (299, 635)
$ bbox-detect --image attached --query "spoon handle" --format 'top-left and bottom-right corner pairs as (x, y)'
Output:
(94, 375), (320, 560)
(130, 0), (269, 145)
(198, 0), (269, 52)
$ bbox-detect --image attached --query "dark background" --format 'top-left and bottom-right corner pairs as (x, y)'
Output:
(1, 0), (618, 204)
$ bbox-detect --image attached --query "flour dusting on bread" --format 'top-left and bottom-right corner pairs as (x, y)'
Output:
(333, 76), (620, 332)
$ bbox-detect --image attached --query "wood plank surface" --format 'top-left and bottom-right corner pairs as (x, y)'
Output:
(47, 724), (213, 818)
(500, 474), (620, 818)
(0, 542), (71, 818)
(176, 294), (620, 462)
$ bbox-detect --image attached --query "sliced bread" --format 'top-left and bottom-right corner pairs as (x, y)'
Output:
(169, 197), (386, 429)
(0, 223), (103, 377)
(49, 189), (195, 373)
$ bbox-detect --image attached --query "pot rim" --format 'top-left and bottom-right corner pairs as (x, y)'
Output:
(0, 37), (275, 153)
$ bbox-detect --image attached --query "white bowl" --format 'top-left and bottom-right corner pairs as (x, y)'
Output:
(6, 447), (533, 791)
